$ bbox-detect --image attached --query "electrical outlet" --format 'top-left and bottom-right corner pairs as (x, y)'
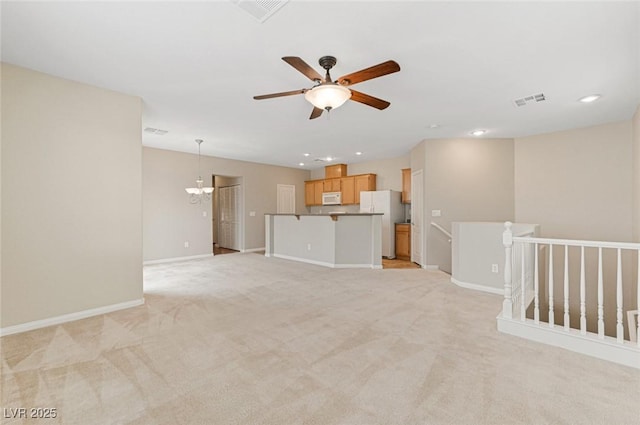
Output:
(307, 243), (311, 251)
(202, 211), (207, 217)
(491, 264), (499, 273)
(184, 241), (189, 248)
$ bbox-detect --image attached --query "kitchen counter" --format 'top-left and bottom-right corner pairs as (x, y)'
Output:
(267, 212), (383, 221)
(264, 213), (382, 268)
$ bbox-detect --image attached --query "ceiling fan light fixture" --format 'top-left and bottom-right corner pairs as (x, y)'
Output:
(304, 84), (352, 110)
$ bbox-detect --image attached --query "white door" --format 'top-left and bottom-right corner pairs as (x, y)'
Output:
(277, 184), (296, 213)
(219, 185), (241, 250)
(411, 170), (424, 266)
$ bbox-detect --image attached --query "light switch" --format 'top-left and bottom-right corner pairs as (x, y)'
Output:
(249, 211), (256, 217)
(431, 210), (441, 217)
(202, 211), (207, 217)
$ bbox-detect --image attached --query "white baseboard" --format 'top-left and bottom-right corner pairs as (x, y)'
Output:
(143, 253), (213, 265)
(423, 265), (440, 270)
(333, 263), (383, 269)
(242, 247), (265, 253)
(451, 277), (503, 295)
(497, 316), (640, 369)
(272, 254), (380, 269)
(0, 298), (145, 337)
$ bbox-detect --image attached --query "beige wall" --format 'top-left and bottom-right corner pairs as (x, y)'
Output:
(143, 147), (310, 261)
(515, 120), (633, 241)
(423, 138), (515, 272)
(633, 105), (640, 242)
(1, 63), (143, 328)
(343, 156), (410, 191)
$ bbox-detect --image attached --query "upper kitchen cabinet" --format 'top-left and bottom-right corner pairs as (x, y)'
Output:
(323, 178), (341, 192)
(304, 172), (376, 206)
(325, 164), (347, 179)
(401, 168), (411, 204)
(340, 176), (355, 204)
(304, 180), (326, 206)
(354, 174), (376, 204)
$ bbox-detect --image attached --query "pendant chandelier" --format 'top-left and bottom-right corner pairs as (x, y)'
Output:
(185, 139), (214, 204)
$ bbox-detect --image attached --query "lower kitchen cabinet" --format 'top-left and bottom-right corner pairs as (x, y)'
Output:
(395, 223), (411, 260)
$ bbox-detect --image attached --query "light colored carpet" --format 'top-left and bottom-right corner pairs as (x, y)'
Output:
(1, 253), (639, 424)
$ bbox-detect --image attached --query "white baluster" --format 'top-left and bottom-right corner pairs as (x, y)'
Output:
(521, 243), (526, 321)
(503, 222), (513, 319)
(564, 245), (570, 331)
(597, 247), (604, 339)
(616, 248), (623, 343)
(534, 243), (539, 324)
(580, 246), (586, 335)
(637, 250), (640, 348)
(549, 244), (554, 328)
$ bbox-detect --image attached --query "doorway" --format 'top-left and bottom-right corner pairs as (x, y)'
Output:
(212, 175), (243, 255)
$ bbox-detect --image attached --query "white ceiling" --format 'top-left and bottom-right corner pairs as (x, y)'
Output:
(2, 1), (639, 169)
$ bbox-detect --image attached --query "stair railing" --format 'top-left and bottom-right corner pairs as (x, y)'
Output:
(499, 222), (640, 368)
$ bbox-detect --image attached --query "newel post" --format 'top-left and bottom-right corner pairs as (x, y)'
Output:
(503, 222), (514, 319)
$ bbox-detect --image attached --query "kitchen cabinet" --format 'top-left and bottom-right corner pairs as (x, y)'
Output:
(340, 176), (355, 204)
(304, 180), (326, 206)
(402, 168), (411, 204)
(395, 223), (411, 260)
(304, 173), (375, 206)
(305, 181), (315, 206)
(325, 164), (347, 178)
(323, 178), (341, 192)
(313, 180), (324, 205)
(354, 174), (376, 204)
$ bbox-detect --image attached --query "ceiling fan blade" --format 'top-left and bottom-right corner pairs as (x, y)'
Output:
(349, 90), (391, 110)
(282, 57), (324, 82)
(336, 60), (400, 86)
(309, 107), (323, 120)
(253, 89), (306, 100)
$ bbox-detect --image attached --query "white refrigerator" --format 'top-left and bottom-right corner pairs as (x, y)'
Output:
(359, 190), (404, 258)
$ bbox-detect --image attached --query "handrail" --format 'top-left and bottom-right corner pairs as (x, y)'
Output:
(513, 235), (640, 250)
(430, 222), (452, 242)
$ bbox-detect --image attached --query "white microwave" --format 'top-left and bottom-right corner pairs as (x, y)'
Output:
(322, 192), (342, 205)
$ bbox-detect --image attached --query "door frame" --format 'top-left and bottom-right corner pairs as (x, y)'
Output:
(411, 169), (425, 267)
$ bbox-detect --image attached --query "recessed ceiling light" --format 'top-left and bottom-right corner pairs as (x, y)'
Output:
(355, 152), (363, 156)
(470, 129), (487, 136)
(579, 94), (601, 103)
(326, 156), (333, 162)
(427, 124), (440, 129)
(299, 162), (304, 166)
(303, 153), (310, 157)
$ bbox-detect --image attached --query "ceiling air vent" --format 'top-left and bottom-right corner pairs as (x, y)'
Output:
(229, 0), (289, 23)
(144, 127), (168, 135)
(513, 93), (546, 107)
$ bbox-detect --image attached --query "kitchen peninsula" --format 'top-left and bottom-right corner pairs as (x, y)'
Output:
(265, 213), (382, 268)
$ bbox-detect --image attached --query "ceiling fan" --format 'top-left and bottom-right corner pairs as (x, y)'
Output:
(253, 56), (401, 119)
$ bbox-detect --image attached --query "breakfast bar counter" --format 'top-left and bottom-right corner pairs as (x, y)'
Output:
(265, 213), (382, 268)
